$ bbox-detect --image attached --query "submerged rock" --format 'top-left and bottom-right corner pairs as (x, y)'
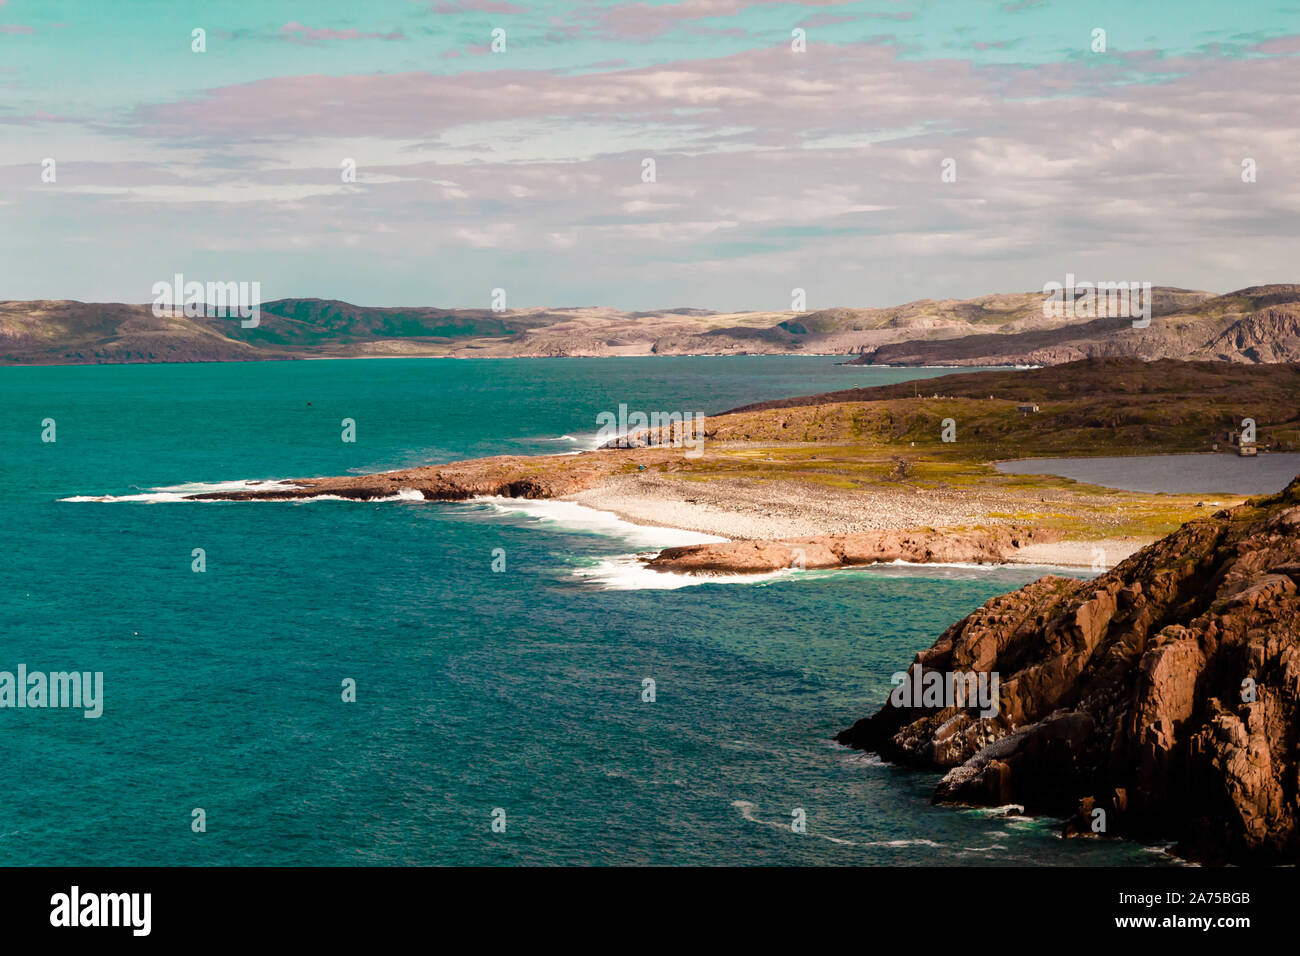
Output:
(837, 475), (1300, 864)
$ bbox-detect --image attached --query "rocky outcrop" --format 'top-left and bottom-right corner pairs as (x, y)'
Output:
(644, 526), (1058, 574)
(1203, 305), (1300, 363)
(836, 476), (1300, 864)
(184, 453), (629, 502)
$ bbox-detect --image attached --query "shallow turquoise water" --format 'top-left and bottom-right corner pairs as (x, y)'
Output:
(0, 357), (1166, 865)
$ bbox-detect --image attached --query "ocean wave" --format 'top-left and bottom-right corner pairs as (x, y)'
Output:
(61, 478), (305, 503)
(293, 487), (426, 503)
(536, 431), (606, 452)
(575, 555), (793, 591)
(840, 751), (887, 767)
(731, 801), (945, 849)
(473, 497), (726, 549)
(572, 553), (1089, 592)
(61, 480), (426, 504)
(1142, 844), (1196, 866)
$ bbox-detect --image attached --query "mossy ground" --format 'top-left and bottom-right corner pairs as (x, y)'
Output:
(618, 391), (1275, 539)
(564, 362), (1300, 541)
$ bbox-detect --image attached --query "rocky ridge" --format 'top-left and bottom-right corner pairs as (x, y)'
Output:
(836, 476), (1300, 863)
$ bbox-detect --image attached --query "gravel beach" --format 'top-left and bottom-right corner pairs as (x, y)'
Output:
(564, 472), (1159, 569)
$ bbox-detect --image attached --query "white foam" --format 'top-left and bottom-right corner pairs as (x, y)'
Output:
(731, 800), (943, 849)
(61, 480), (427, 504)
(841, 751), (887, 767)
(61, 478), (304, 503)
(536, 431), (604, 451)
(294, 487), (426, 504)
(475, 496), (726, 549)
(572, 552), (1088, 592)
(575, 555), (793, 591)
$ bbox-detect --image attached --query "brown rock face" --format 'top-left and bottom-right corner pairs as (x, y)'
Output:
(836, 476), (1300, 864)
(644, 526), (1058, 574)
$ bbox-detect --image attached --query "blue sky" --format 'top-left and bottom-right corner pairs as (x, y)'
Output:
(3, 0), (1299, 309)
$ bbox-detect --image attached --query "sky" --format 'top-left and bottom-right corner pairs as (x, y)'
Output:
(2, 0), (1299, 310)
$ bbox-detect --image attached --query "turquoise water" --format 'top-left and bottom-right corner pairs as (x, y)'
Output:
(1, 357), (1164, 865)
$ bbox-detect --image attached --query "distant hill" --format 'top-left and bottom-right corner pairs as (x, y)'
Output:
(1, 284), (1297, 365)
(0, 298), (552, 365)
(847, 285), (1300, 367)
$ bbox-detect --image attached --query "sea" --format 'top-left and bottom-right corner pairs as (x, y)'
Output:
(0, 356), (1170, 866)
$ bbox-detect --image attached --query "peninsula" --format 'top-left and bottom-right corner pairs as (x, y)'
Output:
(172, 358), (1300, 574)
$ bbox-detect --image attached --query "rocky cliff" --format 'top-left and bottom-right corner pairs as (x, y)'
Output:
(837, 476), (1300, 864)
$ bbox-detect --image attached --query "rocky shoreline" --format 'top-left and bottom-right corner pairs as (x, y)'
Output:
(154, 358), (1281, 580)
(183, 453), (623, 502)
(170, 454), (1147, 572)
(168, 438), (1169, 573)
(642, 526), (1061, 574)
(836, 476), (1300, 864)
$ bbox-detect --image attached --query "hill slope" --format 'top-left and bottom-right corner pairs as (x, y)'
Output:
(4, 285), (1300, 365)
(849, 285), (1300, 367)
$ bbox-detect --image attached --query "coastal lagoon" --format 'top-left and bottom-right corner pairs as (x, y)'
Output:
(1, 357), (1162, 865)
(996, 453), (1300, 495)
